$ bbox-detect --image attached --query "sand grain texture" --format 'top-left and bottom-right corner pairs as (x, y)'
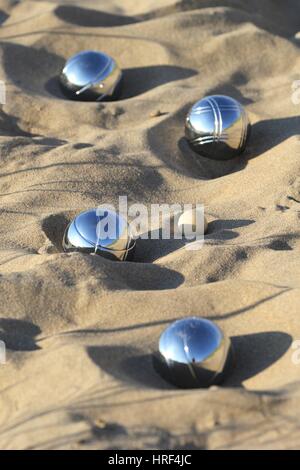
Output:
(0, 0), (299, 450)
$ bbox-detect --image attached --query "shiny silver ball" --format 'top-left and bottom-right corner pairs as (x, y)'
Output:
(153, 317), (232, 388)
(60, 50), (122, 101)
(185, 95), (251, 160)
(63, 208), (135, 261)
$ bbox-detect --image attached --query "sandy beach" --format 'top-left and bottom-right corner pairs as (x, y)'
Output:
(0, 0), (299, 449)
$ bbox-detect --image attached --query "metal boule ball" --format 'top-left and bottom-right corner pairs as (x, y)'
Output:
(63, 208), (135, 261)
(185, 95), (251, 160)
(60, 50), (122, 101)
(153, 317), (233, 388)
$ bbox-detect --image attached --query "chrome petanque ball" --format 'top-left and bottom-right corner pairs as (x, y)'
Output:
(60, 50), (122, 101)
(63, 208), (135, 261)
(185, 95), (251, 160)
(153, 317), (232, 388)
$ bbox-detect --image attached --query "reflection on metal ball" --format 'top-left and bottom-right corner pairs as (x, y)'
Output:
(63, 208), (135, 261)
(153, 317), (232, 388)
(60, 50), (122, 101)
(185, 95), (251, 160)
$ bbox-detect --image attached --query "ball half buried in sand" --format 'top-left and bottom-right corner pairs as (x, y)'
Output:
(153, 317), (233, 388)
(62, 208), (135, 261)
(60, 50), (122, 101)
(177, 207), (208, 239)
(185, 95), (251, 160)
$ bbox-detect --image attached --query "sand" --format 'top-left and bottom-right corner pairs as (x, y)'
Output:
(0, 0), (299, 450)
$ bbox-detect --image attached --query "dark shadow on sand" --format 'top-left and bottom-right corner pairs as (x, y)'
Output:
(0, 10), (8, 25)
(225, 331), (293, 387)
(134, 219), (255, 262)
(119, 65), (197, 99)
(0, 318), (41, 351)
(55, 5), (138, 27)
(247, 116), (300, 160)
(87, 345), (175, 390)
(134, 228), (186, 263)
(1, 41), (65, 97)
(205, 218), (255, 243)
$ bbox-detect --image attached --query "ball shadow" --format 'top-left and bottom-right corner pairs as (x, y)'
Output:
(205, 218), (255, 243)
(0, 318), (41, 351)
(41, 212), (71, 252)
(134, 228), (186, 263)
(248, 116), (300, 160)
(45, 76), (66, 100)
(1, 41), (65, 97)
(87, 345), (175, 390)
(55, 5), (138, 27)
(119, 65), (197, 99)
(225, 331), (293, 387)
(0, 10), (8, 25)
